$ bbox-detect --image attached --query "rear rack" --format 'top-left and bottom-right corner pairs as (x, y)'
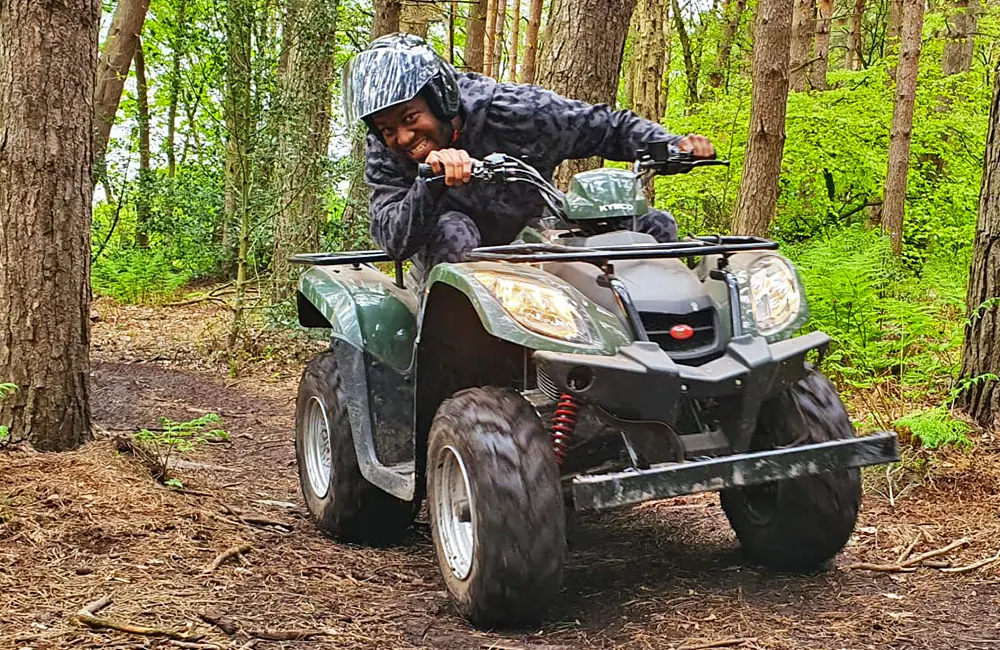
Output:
(288, 236), (779, 268)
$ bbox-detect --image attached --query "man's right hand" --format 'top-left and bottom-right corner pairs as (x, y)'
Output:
(425, 149), (473, 187)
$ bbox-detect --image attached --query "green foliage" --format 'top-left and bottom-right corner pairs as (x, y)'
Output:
(787, 225), (967, 398)
(0, 383), (15, 443)
(132, 413), (229, 484)
(895, 406), (973, 449)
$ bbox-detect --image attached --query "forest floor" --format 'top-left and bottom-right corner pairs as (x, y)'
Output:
(3, 297), (1000, 650)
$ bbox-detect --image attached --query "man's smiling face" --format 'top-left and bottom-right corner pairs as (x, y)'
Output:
(371, 95), (450, 162)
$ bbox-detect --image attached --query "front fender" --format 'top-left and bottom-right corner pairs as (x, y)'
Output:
(423, 261), (631, 355)
(298, 265), (418, 372)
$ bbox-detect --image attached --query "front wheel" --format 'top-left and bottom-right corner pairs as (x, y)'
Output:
(294, 351), (415, 544)
(427, 387), (566, 627)
(721, 368), (862, 571)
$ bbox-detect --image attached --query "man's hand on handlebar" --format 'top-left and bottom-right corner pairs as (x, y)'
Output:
(424, 148), (473, 186)
(676, 134), (716, 160)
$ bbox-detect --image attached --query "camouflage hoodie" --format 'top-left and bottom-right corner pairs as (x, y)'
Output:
(364, 72), (681, 261)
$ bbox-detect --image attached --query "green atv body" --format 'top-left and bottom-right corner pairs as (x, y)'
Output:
(290, 147), (899, 627)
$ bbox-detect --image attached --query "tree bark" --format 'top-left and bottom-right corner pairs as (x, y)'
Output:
(731, 0), (793, 236)
(135, 40), (151, 248)
(710, 0), (747, 89)
(492, 0), (508, 79)
(466, 0), (487, 72)
(788, 0), (813, 92)
(0, 0), (97, 451)
(630, 0), (668, 121)
(881, 0), (924, 256)
(959, 66), (1000, 430)
(93, 0), (151, 182)
(484, 0), (497, 76)
(845, 0), (865, 70)
(400, 0), (439, 38)
(671, 0), (700, 106)
(942, 0), (979, 75)
(372, 0), (402, 38)
(810, 0), (831, 89)
(520, 0), (544, 83)
(537, 0), (638, 188)
(272, 0), (338, 298)
(508, 0), (521, 81)
(339, 0), (401, 249)
(166, 0), (186, 178)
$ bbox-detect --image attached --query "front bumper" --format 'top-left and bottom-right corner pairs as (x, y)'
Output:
(570, 431), (899, 511)
(535, 331), (831, 427)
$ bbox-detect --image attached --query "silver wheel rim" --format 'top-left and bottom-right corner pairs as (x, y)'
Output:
(304, 396), (333, 498)
(434, 445), (475, 580)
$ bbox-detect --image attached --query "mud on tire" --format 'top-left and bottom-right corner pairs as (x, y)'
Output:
(720, 368), (862, 572)
(427, 387), (566, 627)
(295, 351), (415, 544)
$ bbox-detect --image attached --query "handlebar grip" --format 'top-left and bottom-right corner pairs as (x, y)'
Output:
(417, 162), (445, 184)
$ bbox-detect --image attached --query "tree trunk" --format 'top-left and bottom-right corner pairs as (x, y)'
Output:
(272, 0), (338, 299)
(93, 0), (151, 182)
(508, 0), (521, 81)
(731, 0), (793, 236)
(788, 0), (813, 92)
(466, 0), (487, 72)
(339, 0), (401, 250)
(537, 0), (637, 188)
(881, 0), (924, 256)
(372, 0), (402, 38)
(887, 0), (902, 43)
(845, 0), (865, 70)
(166, 0), (186, 178)
(0, 0), (96, 451)
(810, 0), (831, 89)
(631, 0), (668, 121)
(135, 40), (151, 249)
(943, 0), (978, 75)
(520, 0), (544, 83)
(401, 0), (439, 38)
(710, 0), (747, 89)
(959, 66), (1000, 430)
(484, 0), (497, 76)
(671, 0), (700, 106)
(492, 0), (508, 79)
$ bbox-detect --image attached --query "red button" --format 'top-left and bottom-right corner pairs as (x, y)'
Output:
(670, 324), (695, 340)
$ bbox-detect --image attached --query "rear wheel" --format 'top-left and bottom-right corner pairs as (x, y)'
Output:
(427, 387), (565, 627)
(295, 351), (415, 544)
(721, 368), (862, 571)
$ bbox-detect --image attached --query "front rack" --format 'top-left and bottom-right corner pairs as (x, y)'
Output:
(288, 236), (779, 268)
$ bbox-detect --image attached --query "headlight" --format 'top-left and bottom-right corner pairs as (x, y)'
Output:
(742, 256), (804, 338)
(474, 272), (593, 344)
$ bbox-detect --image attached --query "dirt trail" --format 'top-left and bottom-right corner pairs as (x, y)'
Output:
(2, 300), (1000, 649)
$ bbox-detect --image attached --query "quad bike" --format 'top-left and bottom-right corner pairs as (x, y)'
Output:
(289, 142), (899, 628)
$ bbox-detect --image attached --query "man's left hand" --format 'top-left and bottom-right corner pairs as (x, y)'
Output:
(677, 134), (715, 160)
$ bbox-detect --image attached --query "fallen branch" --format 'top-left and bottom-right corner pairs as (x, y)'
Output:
(845, 537), (971, 572)
(81, 595), (112, 616)
(922, 560), (951, 568)
(940, 550), (1000, 574)
(170, 642), (222, 650)
(677, 637), (757, 650)
(240, 515), (293, 530)
(202, 543), (252, 574)
(247, 628), (338, 641)
(198, 609), (239, 635)
(896, 531), (923, 563)
(75, 611), (199, 641)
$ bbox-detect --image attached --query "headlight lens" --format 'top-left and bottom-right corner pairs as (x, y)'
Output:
(474, 272), (592, 344)
(745, 256), (802, 337)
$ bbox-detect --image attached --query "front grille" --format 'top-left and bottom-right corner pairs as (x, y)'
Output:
(640, 308), (718, 358)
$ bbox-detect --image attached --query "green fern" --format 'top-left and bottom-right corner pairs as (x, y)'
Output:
(895, 406), (973, 450)
(0, 383), (16, 443)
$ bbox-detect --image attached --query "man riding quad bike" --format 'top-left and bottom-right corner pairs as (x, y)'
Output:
(289, 34), (899, 627)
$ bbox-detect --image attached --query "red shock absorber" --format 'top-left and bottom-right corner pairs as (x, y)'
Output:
(552, 393), (580, 465)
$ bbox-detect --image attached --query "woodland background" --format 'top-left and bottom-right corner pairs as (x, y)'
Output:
(1, 0), (999, 451)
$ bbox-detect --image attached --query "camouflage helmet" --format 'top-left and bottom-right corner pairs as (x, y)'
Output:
(342, 33), (461, 127)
